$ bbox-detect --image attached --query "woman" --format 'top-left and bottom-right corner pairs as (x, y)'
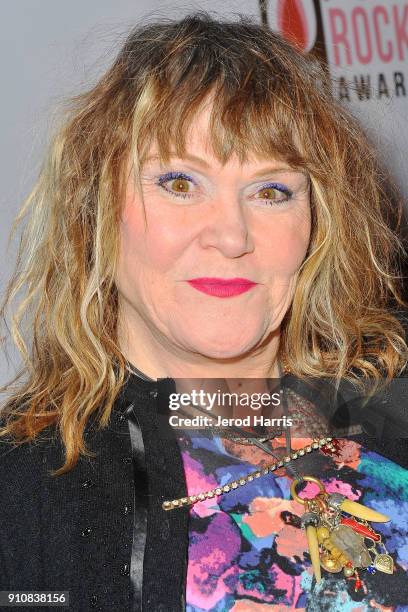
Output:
(1, 11), (408, 612)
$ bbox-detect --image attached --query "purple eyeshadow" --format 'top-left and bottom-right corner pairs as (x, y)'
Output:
(157, 171), (197, 185)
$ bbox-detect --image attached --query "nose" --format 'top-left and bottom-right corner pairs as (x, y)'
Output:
(198, 196), (255, 258)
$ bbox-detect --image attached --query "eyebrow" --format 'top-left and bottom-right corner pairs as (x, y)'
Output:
(142, 153), (306, 179)
(143, 153), (211, 169)
(250, 167), (306, 179)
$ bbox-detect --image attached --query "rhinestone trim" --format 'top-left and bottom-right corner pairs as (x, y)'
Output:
(162, 437), (333, 510)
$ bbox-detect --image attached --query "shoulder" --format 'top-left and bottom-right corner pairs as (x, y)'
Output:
(0, 430), (57, 499)
(0, 429), (46, 467)
(347, 307), (408, 466)
(331, 308), (408, 466)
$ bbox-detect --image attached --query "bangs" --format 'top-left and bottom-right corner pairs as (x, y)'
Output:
(128, 27), (320, 173)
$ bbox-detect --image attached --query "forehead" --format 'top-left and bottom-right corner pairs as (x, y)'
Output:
(131, 61), (312, 174)
(142, 103), (293, 171)
(140, 102), (213, 163)
(180, 103), (215, 155)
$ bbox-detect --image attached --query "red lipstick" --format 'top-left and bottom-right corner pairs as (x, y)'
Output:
(187, 277), (258, 298)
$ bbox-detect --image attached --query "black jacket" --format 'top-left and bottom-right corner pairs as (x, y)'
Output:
(0, 373), (189, 612)
(1, 361), (408, 612)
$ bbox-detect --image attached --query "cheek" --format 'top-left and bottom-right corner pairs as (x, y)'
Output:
(119, 199), (188, 273)
(119, 203), (145, 271)
(263, 209), (311, 274)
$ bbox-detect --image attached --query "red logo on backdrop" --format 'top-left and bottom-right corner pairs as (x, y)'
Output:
(277, 0), (312, 52)
(262, 1), (408, 102)
(264, 0), (327, 65)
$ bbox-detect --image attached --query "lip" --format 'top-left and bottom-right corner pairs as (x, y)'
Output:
(186, 277), (258, 298)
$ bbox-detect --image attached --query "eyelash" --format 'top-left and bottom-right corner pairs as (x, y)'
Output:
(155, 171), (294, 205)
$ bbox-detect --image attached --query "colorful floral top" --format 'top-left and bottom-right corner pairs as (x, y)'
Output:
(177, 431), (408, 611)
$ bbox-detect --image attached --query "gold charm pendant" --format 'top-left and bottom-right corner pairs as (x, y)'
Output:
(374, 553), (394, 574)
(290, 476), (392, 589)
(366, 539), (395, 575)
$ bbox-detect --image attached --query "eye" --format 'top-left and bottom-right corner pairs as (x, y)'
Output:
(254, 183), (293, 206)
(156, 171), (196, 199)
(172, 178), (189, 193)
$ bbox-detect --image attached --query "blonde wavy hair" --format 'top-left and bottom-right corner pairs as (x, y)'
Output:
(1, 12), (407, 475)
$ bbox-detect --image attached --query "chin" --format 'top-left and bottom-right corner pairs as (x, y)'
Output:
(178, 329), (265, 360)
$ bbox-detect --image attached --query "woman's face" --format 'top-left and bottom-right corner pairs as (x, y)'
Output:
(116, 105), (311, 360)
